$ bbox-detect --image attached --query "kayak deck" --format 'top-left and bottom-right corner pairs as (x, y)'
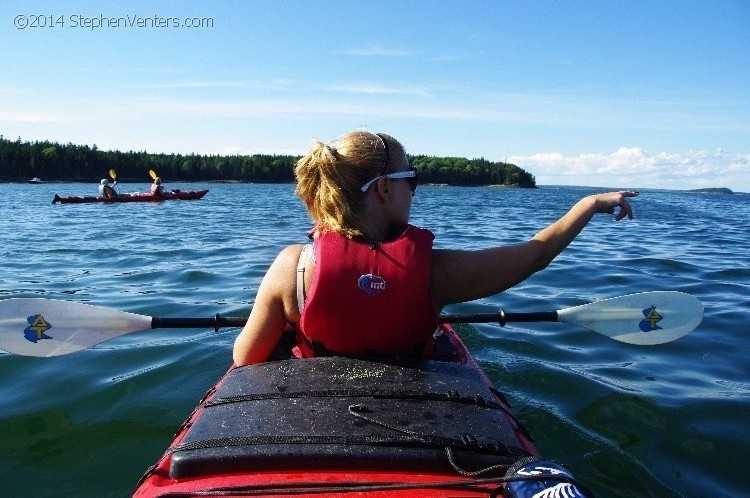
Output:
(51, 189), (208, 204)
(171, 358), (531, 478)
(135, 326), (539, 497)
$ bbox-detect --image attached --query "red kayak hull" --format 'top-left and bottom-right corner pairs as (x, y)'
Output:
(134, 325), (539, 497)
(52, 189), (208, 204)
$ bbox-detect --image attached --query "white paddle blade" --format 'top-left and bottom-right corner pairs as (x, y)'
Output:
(556, 291), (703, 345)
(0, 298), (153, 357)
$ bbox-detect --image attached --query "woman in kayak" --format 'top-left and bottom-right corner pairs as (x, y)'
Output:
(233, 130), (638, 365)
(150, 177), (171, 198)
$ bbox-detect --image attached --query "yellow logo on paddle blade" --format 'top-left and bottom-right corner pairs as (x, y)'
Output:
(639, 306), (663, 332)
(24, 314), (53, 343)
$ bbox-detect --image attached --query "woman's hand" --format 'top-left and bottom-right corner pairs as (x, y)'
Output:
(591, 191), (639, 220)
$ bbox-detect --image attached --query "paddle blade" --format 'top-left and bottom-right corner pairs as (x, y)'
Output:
(0, 299), (152, 357)
(556, 291), (702, 345)
(109, 168), (117, 180)
(149, 169), (157, 180)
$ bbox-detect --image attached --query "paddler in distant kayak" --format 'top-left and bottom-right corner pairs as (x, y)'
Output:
(150, 177), (172, 198)
(98, 178), (118, 198)
(233, 130), (638, 365)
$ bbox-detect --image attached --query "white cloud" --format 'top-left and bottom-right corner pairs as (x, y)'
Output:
(128, 79), (295, 91)
(344, 45), (415, 57)
(510, 149), (750, 191)
(0, 111), (65, 123)
(325, 83), (430, 97)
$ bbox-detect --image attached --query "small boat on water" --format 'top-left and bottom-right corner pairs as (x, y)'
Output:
(28, 177), (44, 184)
(51, 189), (208, 204)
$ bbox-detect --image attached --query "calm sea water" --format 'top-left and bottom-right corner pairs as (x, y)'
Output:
(0, 182), (747, 497)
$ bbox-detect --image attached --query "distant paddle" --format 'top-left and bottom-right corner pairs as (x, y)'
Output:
(103, 168), (118, 198)
(0, 292), (702, 357)
(149, 169), (157, 180)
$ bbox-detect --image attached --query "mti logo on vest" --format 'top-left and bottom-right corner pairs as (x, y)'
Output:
(357, 274), (387, 295)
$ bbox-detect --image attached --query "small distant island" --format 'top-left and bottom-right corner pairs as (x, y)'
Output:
(0, 136), (536, 188)
(688, 187), (733, 194)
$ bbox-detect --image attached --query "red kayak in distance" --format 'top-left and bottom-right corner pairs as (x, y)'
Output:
(52, 189), (208, 204)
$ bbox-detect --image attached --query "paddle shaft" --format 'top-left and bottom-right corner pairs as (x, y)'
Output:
(152, 311), (556, 331)
(152, 315), (246, 332)
(439, 311), (557, 325)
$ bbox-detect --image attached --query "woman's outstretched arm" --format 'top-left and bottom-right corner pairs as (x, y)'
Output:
(432, 191), (638, 308)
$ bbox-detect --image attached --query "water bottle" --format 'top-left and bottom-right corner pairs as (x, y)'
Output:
(502, 459), (593, 497)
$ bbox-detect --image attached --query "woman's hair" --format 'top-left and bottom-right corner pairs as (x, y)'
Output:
(295, 130), (403, 238)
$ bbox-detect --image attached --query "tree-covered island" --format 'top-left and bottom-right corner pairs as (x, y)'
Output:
(0, 136), (536, 188)
(687, 187), (733, 194)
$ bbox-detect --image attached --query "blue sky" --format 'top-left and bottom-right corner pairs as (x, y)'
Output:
(2, 1), (749, 191)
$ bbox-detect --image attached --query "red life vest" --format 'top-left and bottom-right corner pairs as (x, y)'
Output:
(297, 225), (438, 357)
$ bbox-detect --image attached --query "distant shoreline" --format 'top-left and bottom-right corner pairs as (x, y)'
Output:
(686, 187), (733, 194)
(9, 179), (744, 194)
(0, 137), (537, 189)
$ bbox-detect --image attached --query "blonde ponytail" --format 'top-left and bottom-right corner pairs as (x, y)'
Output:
(295, 131), (402, 239)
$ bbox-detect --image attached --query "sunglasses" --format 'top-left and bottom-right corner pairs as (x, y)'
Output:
(360, 166), (418, 193)
(360, 133), (418, 193)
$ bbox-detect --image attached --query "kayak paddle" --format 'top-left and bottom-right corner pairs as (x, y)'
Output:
(0, 299), (244, 357)
(0, 292), (702, 357)
(149, 169), (158, 180)
(443, 291), (703, 346)
(108, 168), (118, 196)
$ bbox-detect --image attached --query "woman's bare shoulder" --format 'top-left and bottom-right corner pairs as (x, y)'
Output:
(266, 244), (305, 280)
